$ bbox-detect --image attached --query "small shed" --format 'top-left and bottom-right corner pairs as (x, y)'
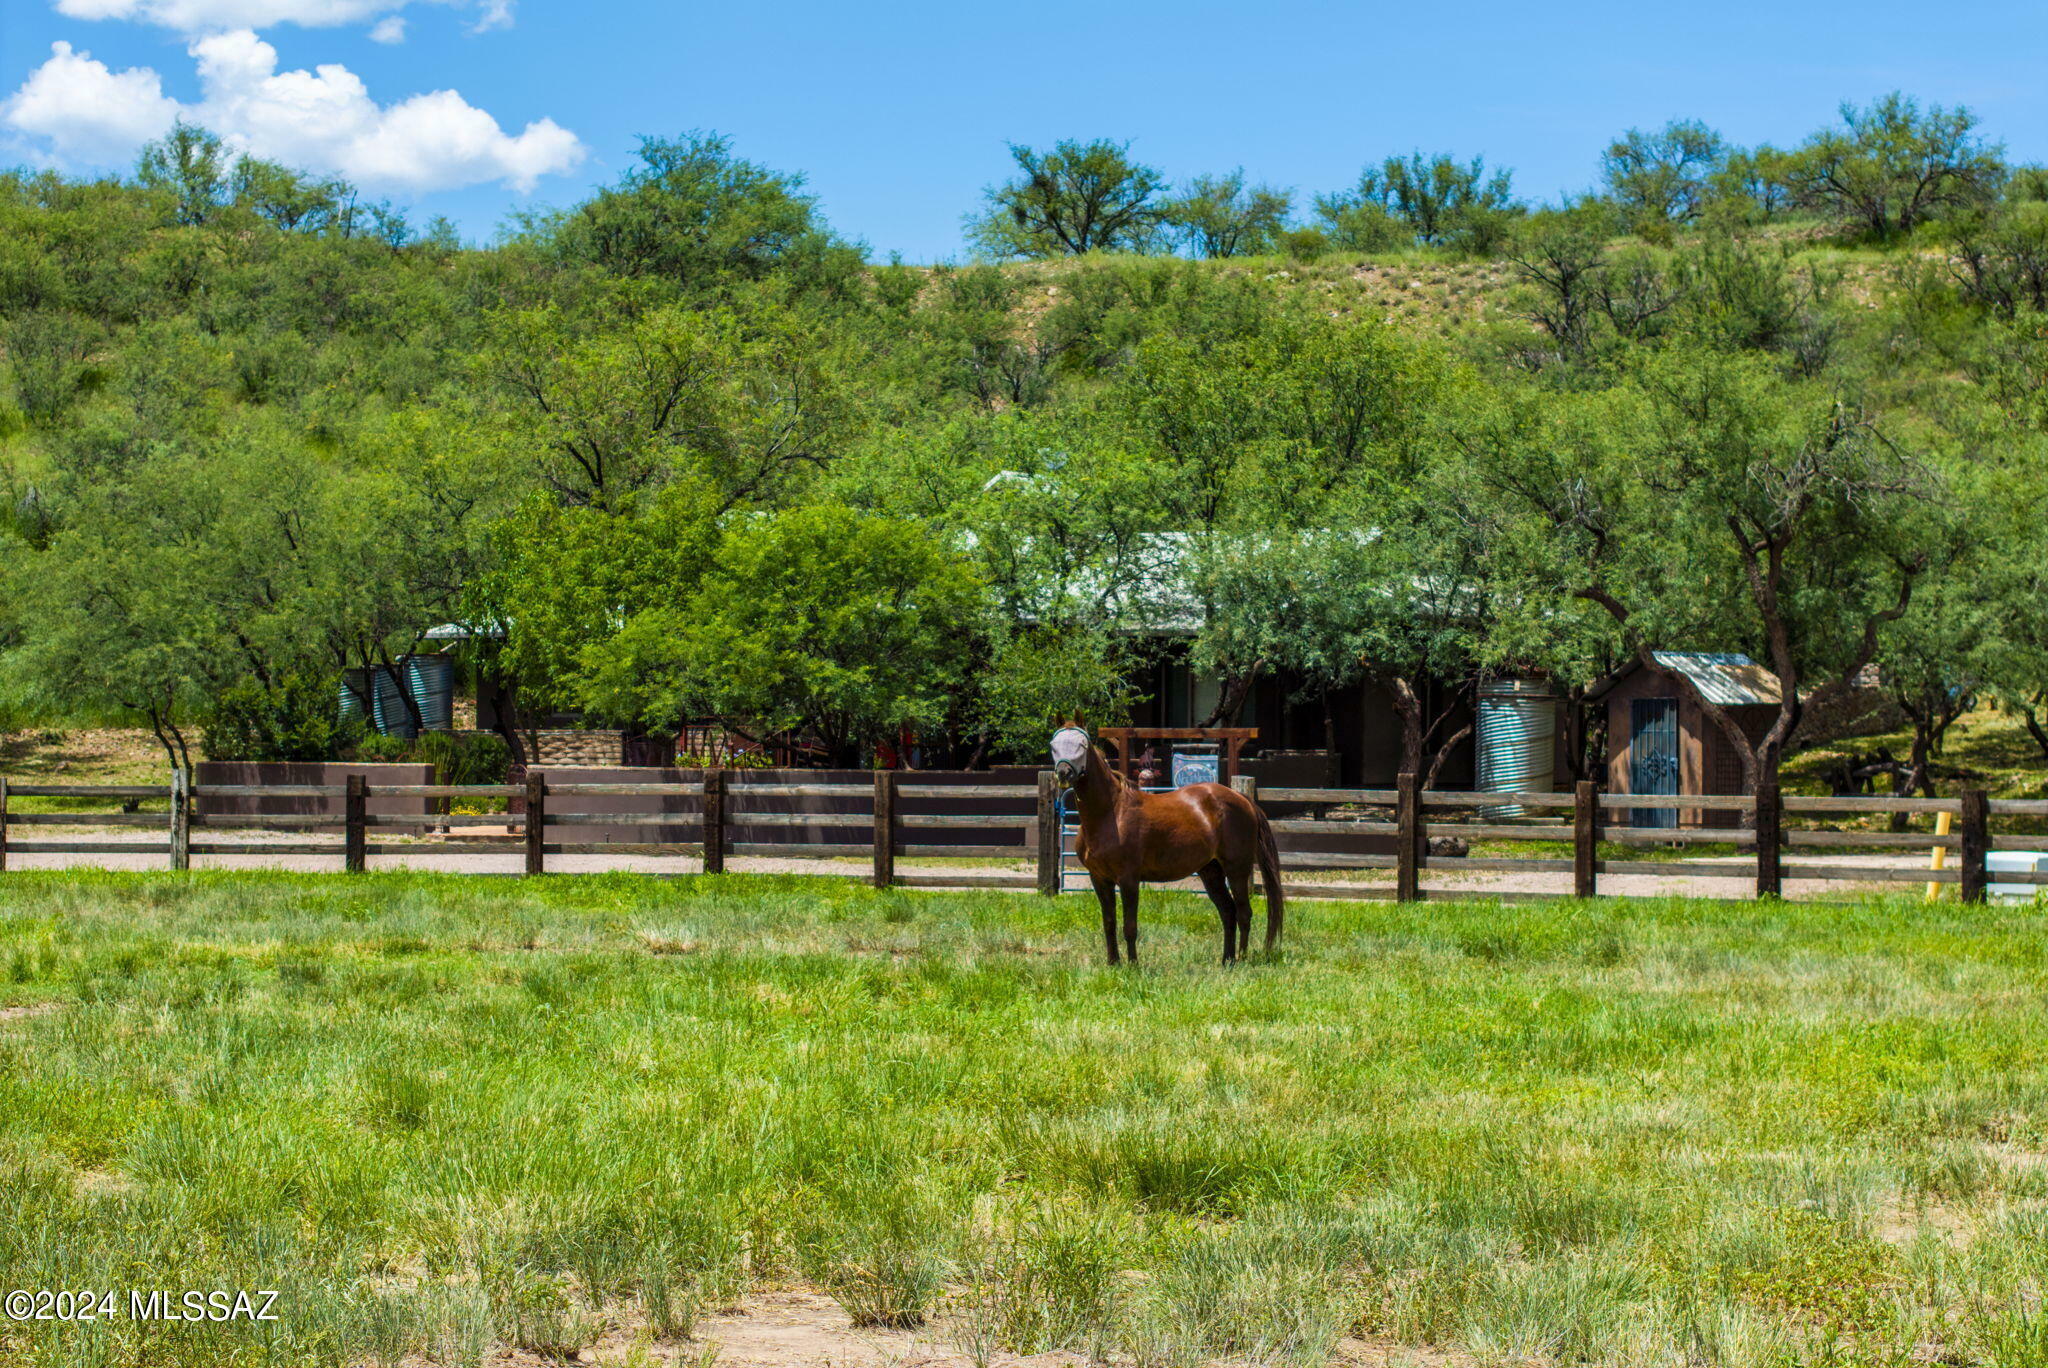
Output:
(1594, 653), (1780, 828)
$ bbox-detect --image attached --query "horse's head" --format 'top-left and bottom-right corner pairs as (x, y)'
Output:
(1049, 719), (1091, 790)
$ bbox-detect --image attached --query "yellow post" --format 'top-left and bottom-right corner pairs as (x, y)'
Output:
(1926, 809), (1953, 901)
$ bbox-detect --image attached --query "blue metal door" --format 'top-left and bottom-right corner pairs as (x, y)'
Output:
(1630, 698), (1680, 829)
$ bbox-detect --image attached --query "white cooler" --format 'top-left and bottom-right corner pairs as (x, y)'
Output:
(1988, 852), (2048, 901)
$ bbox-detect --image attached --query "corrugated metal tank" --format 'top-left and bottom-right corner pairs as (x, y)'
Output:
(404, 653), (455, 732)
(339, 669), (369, 723)
(1476, 676), (1556, 818)
(369, 666), (418, 740)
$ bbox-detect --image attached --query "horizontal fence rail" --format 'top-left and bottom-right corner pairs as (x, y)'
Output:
(1, 769), (2043, 905)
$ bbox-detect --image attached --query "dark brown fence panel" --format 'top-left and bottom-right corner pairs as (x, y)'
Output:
(194, 762), (433, 832)
(6, 773), (2046, 903)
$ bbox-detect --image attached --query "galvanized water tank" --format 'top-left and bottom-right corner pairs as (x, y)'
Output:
(1476, 676), (1556, 818)
(404, 653), (455, 732)
(339, 669), (369, 723)
(369, 665), (418, 739)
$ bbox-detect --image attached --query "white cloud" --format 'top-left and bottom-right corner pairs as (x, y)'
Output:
(367, 14), (404, 41)
(2, 31), (583, 193)
(52, 0), (513, 37)
(0, 41), (180, 162)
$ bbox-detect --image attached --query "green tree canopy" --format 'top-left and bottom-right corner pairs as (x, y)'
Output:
(1464, 348), (1944, 792)
(575, 506), (986, 764)
(1161, 171), (1291, 259)
(560, 132), (864, 296)
(968, 140), (1166, 259)
(1783, 92), (2005, 239)
(1315, 151), (1521, 253)
(1601, 119), (1727, 234)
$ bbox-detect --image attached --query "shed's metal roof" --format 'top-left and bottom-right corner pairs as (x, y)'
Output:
(422, 620), (507, 641)
(1651, 652), (1781, 706)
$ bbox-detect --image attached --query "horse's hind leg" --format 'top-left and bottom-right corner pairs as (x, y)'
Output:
(1227, 865), (1256, 962)
(1093, 877), (1119, 965)
(1119, 882), (1141, 965)
(1198, 861), (1239, 964)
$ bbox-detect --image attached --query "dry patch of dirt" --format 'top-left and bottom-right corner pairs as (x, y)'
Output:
(692, 1288), (1078, 1368)
(1875, 1194), (1974, 1248)
(1981, 1142), (2048, 1175)
(368, 1286), (1475, 1368)
(406, 1286), (1088, 1368)
(73, 1167), (134, 1197)
(1332, 1338), (1477, 1368)
(0, 1002), (63, 1023)
(1, 726), (166, 782)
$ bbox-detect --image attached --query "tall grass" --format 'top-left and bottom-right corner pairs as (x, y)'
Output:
(2, 870), (2046, 1366)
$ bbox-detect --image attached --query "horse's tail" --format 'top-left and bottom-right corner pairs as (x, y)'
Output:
(1255, 805), (1285, 951)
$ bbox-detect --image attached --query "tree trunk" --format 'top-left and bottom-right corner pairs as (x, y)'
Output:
(479, 672), (528, 769)
(145, 710), (181, 776)
(2023, 698), (2048, 763)
(1388, 676), (1425, 779)
(1561, 688), (1589, 784)
(1199, 661), (1262, 729)
(1424, 722), (1473, 792)
(375, 652), (424, 736)
(1894, 724), (1930, 833)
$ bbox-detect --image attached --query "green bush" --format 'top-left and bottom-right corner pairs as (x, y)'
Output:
(1280, 227), (1329, 263)
(204, 673), (363, 763)
(673, 749), (774, 769)
(357, 730), (510, 786)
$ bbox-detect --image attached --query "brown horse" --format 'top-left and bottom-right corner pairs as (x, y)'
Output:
(1050, 723), (1285, 965)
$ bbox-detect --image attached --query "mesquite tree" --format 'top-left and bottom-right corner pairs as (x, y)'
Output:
(1467, 347), (1943, 795)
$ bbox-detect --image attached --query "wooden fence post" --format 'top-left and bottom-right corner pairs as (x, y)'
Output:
(0, 775), (9, 874)
(1959, 788), (1989, 905)
(1036, 771), (1060, 896)
(872, 770), (896, 889)
(170, 768), (190, 872)
(344, 773), (367, 873)
(702, 768), (725, 875)
(1395, 772), (1421, 903)
(1573, 780), (1597, 899)
(1753, 780), (1781, 899)
(524, 772), (546, 876)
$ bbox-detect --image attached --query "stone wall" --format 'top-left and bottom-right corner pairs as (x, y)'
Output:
(525, 730), (625, 766)
(1796, 669), (1906, 747)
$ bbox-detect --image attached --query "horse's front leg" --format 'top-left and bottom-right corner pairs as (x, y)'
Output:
(1093, 877), (1120, 964)
(1119, 882), (1140, 965)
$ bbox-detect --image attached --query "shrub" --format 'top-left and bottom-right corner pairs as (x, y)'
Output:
(356, 730), (510, 786)
(1280, 227), (1329, 263)
(204, 672), (363, 763)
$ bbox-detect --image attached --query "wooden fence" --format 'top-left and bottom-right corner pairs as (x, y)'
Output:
(1248, 776), (2048, 903)
(0, 772), (1048, 893)
(2, 771), (2044, 903)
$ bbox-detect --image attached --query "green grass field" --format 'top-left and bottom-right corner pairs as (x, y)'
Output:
(3, 873), (2047, 1368)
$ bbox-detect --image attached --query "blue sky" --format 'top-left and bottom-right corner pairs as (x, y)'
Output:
(4, 0), (2046, 261)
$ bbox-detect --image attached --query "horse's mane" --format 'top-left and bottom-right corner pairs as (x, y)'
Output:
(1092, 742), (1135, 795)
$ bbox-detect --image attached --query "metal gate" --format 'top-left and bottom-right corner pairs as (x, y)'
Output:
(1630, 698), (1680, 829)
